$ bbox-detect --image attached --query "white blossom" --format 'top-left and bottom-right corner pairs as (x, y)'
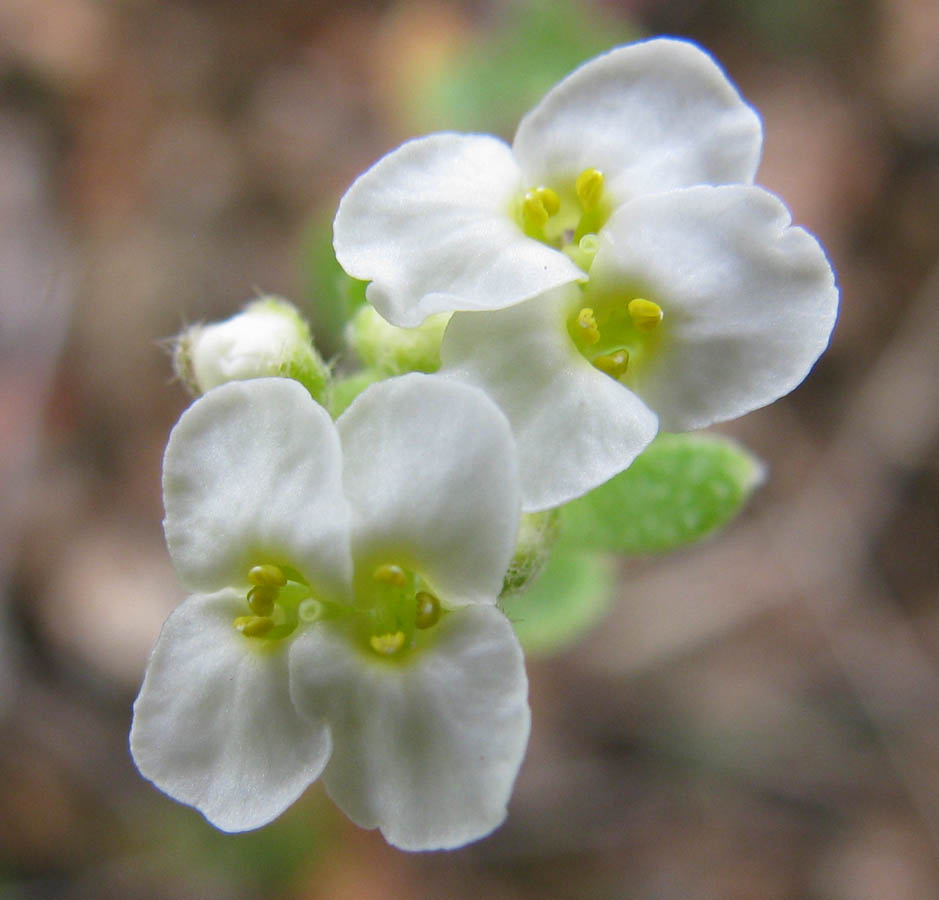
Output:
(333, 38), (837, 511)
(131, 375), (529, 850)
(333, 38), (763, 327)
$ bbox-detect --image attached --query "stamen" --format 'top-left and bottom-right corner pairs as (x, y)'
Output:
(247, 584), (277, 616)
(414, 591), (441, 629)
(575, 168), (604, 212)
(373, 563), (408, 586)
(522, 191), (550, 231)
(593, 350), (630, 379)
(576, 307), (601, 344)
(370, 631), (406, 655)
(234, 615), (275, 637)
(627, 298), (664, 332)
(533, 186), (560, 217)
(248, 564), (287, 587)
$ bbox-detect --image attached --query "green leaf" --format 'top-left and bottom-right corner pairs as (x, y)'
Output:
(561, 433), (765, 555)
(501, 544), (615, 657)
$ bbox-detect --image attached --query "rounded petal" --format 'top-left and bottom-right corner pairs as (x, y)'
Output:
(288, 606), (530, 851)
(442, 290), (659, 512)
(513, 38), (762, 201)
(163, 378), (352, 597)
(337, 373), (519, 605)
(591, 185), (839, 431)
(130, 590), (332, 832)
(333, 133), (584, 327)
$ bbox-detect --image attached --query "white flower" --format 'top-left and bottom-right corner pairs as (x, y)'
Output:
(333, 38), (763, 328)
(130, 374), (529, 850)
(442, 186), (838, 510)
(333, 38), (838, 511)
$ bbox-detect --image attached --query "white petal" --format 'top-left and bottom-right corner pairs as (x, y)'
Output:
(442, 290), (659, 512)
(333, 133), (584, 327)
(163, 378), (352, 597)
(337, 373), (519, 605)
(130, 590), (331, 832)
(591, 185), (839, 431)
(288, 606), (530, 851)
(513, 38), (762, 201)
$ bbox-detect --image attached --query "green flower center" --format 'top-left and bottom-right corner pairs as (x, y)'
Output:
(513, 167), (612, 272)
(233, 563), (326, 642)
(513, 166), (667, 384)
(353, 563), (443, 659)
(231, 561), (445, 659)
(566, 294), (666, 386)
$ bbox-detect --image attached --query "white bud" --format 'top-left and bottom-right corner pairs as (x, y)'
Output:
(174, 297), (329, 403)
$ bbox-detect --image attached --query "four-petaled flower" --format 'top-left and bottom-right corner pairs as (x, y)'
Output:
(134, 36), (842, 851)
(333, 38), (839, 511)
(131, 374), (530, 850)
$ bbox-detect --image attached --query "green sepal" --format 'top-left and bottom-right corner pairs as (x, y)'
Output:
(501, 509), (561, 597)
(300, 214), (368, 357)
(328, 368), (385, 418)
(500, 543), (615, 657)
(561, 433), (765, 555)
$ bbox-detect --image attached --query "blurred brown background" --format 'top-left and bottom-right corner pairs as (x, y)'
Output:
(1, 0), (937, 897)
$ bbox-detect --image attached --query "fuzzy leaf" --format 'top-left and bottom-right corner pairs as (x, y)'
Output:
(561, 433), (764, 554)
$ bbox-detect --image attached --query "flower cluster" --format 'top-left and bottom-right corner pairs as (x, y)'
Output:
(335, 37), (838, 510)
(132, 37), (837, 850)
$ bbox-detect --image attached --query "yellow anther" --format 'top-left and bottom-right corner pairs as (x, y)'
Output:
(533, 186), (560, 216)
(522, 191), (549, 230)
(234, 615), (275, 637)
(592, 350), (630, 379)
(627, 298), (663, 332)
(576, 307), (601, 345)
(414, 591), (441, 629)
(369, 630), (406, 655)
(373, 563), (408, 587)
(247, 584), (277, 616)
(575, 168), (604, 212)
(248, 564), (287, 587)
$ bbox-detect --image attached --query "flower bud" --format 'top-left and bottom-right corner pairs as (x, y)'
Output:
(345, 305), (449, 376)
(500, 509), (562, 598)
(173, 297), (329, 404)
